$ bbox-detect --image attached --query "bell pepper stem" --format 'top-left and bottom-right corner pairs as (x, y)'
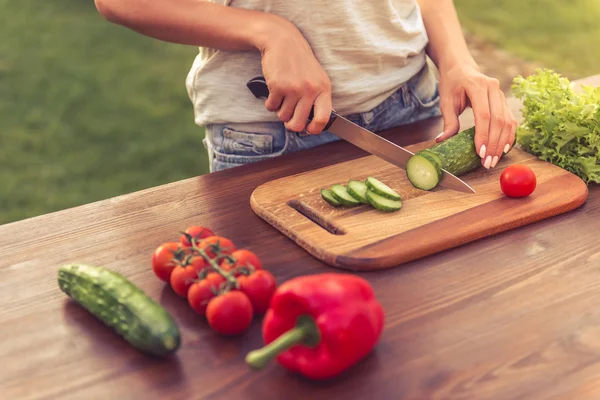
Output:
(245, 315), (320, 369)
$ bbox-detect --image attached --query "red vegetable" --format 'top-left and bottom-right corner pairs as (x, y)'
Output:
(245, 273), (385, 380)
(180, 226), (215, 248)
(500, 164), (537, 198)
(151, 242), (181, 282)
(238, 269), (277, 315)
(187, 272), (226, 315)
(170, 257), (209, 297)
(206, 290), (254, 335)
(221, 249), (263, 275)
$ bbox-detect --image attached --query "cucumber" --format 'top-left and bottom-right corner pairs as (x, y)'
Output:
(347, 180), (369, 204)
(416, 150), (442, 180)
(330, 184), (361, 206)
(428, 127), (481, 176)
(321, 189), (341, 207)
(58, 264), (181, 357)
(406, 153), (441, 191)
(365, 177), (401, 201)
(406, 127), (481, 191)
(366, 190), (402, 212)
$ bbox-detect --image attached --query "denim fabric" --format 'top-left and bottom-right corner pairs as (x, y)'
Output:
(203, 63), (442, 172)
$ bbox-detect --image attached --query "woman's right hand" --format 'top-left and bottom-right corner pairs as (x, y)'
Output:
(257, 16), (333, 135)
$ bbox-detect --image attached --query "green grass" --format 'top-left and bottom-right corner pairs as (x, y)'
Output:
(455, 0), (600, 78)
(0, 0), (205, 225)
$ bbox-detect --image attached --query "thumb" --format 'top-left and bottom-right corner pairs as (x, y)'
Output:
(435, 99), (460, 142)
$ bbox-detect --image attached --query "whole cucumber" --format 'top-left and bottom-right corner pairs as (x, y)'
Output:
(58, 263), (181, 357)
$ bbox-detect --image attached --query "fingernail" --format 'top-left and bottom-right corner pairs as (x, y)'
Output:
(435, 132), (444, 139)
(504, 143), (510, 153)
(484, 155), (492, 169)
(479, 144), (486, 159)
(491, 155), (499, 168)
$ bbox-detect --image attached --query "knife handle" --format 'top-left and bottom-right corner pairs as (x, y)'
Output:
(246, 76), (337, 131)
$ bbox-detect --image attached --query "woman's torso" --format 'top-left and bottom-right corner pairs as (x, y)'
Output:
(186, 0), (429, 126)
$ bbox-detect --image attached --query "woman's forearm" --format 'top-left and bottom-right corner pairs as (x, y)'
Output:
(94, 0), (287, 52)
(417, 0), (478, 72)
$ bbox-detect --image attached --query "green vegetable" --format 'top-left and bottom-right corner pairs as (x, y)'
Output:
(58, 263), (181, 357)
(366, 190), (402, 212)
(365, 177), (401, 201)
(416, 150), (442, 180)
(428, 127), (481, 176)
(347, 180), (369, 204)
(512, 68), (600, 184)
(406, 127), (481, 190)
(330, 184), (361, 206)
(320, 189), (341, 207)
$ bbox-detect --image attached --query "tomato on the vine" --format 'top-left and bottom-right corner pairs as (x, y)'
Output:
(199, 236), (237, 259)
(152, 242), (181, 282)
(187, 272), (226, 315)
(180, 226), (215, 248)
(500, 165), (537, 198)
(170, 257), (209, 297)
(221, 249), (262, 275)
(237, 270), (277, 315)
(206, 291), (253, 335)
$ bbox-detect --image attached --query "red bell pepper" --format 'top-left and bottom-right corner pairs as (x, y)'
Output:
(245, 273), (385, 380)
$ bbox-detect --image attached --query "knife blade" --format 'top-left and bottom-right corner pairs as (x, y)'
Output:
(246, 76), (476, 194)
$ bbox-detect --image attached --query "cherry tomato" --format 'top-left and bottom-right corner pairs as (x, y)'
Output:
(151, 242), (181, 282)
(187, 272), (226, 315)
(221, 249), (263, 275)
(180, 226), (215, 248)
(170, 257), (209, 297)
(237, 270), (277, 315)
(206, 291), (253, 335)
(199, 236), (237, 260)
(500, 165), (537, 198)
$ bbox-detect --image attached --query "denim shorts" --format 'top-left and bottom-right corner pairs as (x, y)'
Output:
(203, 63), (442, 172)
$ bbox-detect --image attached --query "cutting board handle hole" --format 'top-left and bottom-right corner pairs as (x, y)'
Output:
(287, 200), (347, 236)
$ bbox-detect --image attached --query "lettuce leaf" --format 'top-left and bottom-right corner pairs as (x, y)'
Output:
(511, 69), (600, 184)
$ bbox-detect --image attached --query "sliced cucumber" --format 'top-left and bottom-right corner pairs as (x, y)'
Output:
(321, 189), (342, 207)
(366, 190), (402, 212)
(365, 177), (401, 201)
(417, 150), (442, 181)
(330, 184), (361, 206)
(406, 154), (440, 191)
(428, 127), (481, 176)
(347, 180), (369, 204)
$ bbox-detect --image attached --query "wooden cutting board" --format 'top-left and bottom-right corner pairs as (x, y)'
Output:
(250, 140), (589, 271)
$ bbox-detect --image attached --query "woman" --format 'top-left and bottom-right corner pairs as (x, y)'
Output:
(94, 0), (516, 172)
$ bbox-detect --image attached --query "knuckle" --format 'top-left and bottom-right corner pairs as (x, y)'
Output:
(488, 78), (501, 89)
(494, 115), (506, 128)
(313, 116), (329, 127)
(478, 111), (491, 123)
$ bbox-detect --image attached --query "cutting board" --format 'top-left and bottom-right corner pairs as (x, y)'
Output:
(250, 140), (589, 271)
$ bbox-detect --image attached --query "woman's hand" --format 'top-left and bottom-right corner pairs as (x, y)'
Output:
(436, 63), (517, 169)
(258, 16), (333, 134)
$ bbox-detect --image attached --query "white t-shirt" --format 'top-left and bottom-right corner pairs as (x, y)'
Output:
(185, 0), (429, 126)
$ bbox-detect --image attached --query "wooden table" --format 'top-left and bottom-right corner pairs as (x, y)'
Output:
(2, 75), (599, 400)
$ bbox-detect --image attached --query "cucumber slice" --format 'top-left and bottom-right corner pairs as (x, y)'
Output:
(347, 180), (369, 204)
(366, 190), (402, 212)
(417, 150), (442, 181)
(321, 189), (342, 207)
(330, 184), (361, 206)
(406, 154), (440, 191)
(365, 177), (401, 201)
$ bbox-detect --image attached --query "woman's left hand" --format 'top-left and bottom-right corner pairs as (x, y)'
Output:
(435, 63), (517, 169)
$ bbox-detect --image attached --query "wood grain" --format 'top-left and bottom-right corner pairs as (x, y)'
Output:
(251, 144), (588, 270)
(0, 75), (599, 400)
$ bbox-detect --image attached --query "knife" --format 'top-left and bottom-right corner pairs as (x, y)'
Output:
(246, 76), (475, 194)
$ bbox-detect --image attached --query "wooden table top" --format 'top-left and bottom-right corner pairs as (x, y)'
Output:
(2, 75), (599, 400)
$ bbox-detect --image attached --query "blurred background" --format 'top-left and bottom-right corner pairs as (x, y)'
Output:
(1, 0), (599, 225)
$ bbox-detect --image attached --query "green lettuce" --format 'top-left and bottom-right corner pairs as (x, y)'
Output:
(511, 69), (600, 184)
